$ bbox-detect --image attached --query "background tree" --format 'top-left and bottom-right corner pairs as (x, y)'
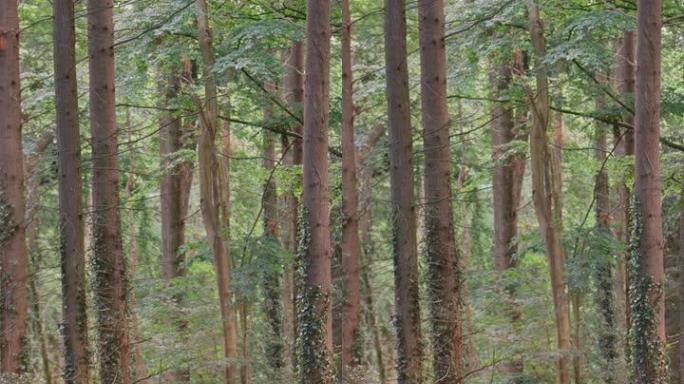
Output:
(340, 0), (363, 375)
(0, 0), (29, 376)
(53, 0), (89, 382)
(87, 0), (130, 381)
(384, 0), (423, 382)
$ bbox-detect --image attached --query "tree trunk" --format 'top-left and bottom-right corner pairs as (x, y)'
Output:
(299, 0), (333, 382)
(0, 0), (29, 376)
(281, 42), (304, 372)
(490, 57), (524, 378)
(159, 63), (193, 382)
(52, 0), (90, 381)
(631, 0), (666, 382)
(613, 33), (635, 379)
(593, 74), (618, 383)
(611, 31), (634, 384)
(417, 0), (461, 381)
(262, 81), (284, 373)
(340, 0), (362, 375)
(384, 1), (423, 383)
(526, 2), (571, 383)
(194, 1), (238, 382)
(679, 177), (684, 384)
(160, 68), (187, 285)
(86, 0), (131, 382)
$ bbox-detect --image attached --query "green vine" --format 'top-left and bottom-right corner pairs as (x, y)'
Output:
(628, 199), (668, 384)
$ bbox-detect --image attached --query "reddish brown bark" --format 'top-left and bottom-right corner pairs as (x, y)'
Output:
(159, 63), (193, 383)
(299, 0), (333, 382)
(262, 81), (284, 373)
(490, 58), (524, 376)
(613, 30), (635, 341)
(86, 0), (130, 382)
(384, 1), (423, 383)
(160, 69), (187, 283)
(281, 41), (303, 373)
(631, 0), (666, 382)
(526, 2), (571, 383)
(52, 0), (90, 382)
(0, 0), (29, 376)
(417, 0), (461, 381)
(593, 74), (618, 383)
(194, 1), (239, 382)
(339, 0), (362, 374)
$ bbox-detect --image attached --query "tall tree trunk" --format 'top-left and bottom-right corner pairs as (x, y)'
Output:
(281, 43), (304, 372)
(611, 31), (634, 384)
(0, 0), (29, 376)
(86, 0), (130, 382)
(262, 81), (284, 373)
(159, 65), (191, 382)
(631, 0), (666, 382)
(613, 33), (635, 375)
(299, 0), (333, 382)
(194, 1), (238, 382)
(384, 1), (423, 383)
(526, 2), (571, 383)
(340, 0), (362, 375)
(490, 57), (524, 378)
(593, 74), (618, 384)
(160, 68), (187, 286)
(52, 0), (90, 382)
(417, 0), (461, 382)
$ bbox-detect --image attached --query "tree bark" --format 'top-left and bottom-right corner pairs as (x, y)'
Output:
(526, 2), (571, 383)
(610, 31), (634, 384)
(52, 0), (90, 382)
(490, 56), (524, 378)
(631, 0), (666, 382)
(0, 0), (29, 376)
(159, 63), (193, 382)
(593, 73), (618, 384)
(340, 0), (362, 374)
(384, 1), (423, 383)
(194, 1), (239, 382)
(417, 0), (461, 382)
(262, 81), (284, 373)
(299, 0), (333, 382)
(86, 0), (130, 382)
(613, 30), (635, 360)
(281, 41), (303, 375)
(160, 68), (187, 285)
